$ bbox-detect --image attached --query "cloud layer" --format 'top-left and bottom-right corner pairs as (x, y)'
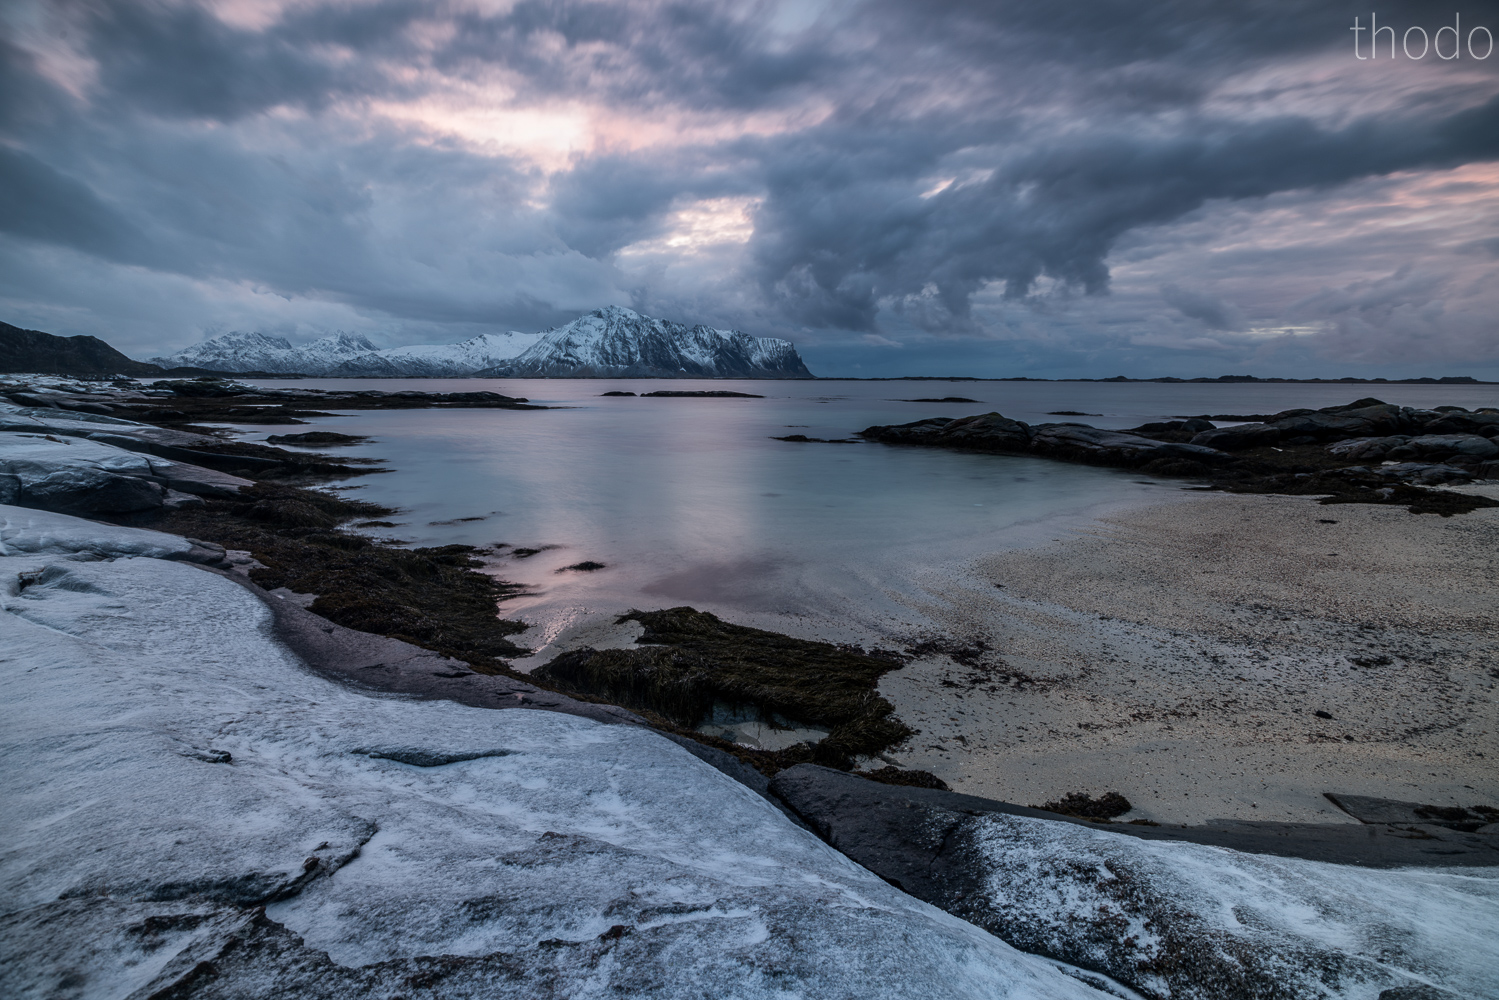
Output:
(2, 0), (1497, 375)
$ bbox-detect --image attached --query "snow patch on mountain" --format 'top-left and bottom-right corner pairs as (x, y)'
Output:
(149, 330), (543, 377)
(148, 311), (810, 379)
(476, 307), (813, 379)
(369, 331), (545, 376)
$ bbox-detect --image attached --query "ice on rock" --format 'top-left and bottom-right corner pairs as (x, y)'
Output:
(0, 431), (156, 476)
(967, 813), (1499, 1000)
(0, 400), (144, 433)
(0, 510), (1106, 999)
(0, 503), (223, 563)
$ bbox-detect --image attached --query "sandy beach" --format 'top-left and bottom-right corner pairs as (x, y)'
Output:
(881, 488), (1499, 825)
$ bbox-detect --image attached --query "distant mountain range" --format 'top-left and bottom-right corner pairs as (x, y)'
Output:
(144, 307), (814, 379)
(3, 315), (1492, 382)
(148, 330), (546, 377)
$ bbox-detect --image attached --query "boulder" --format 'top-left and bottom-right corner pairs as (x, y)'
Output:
(929, 412), (1032, 451)
(1376, 463), (1473, 485)
(1189, 422), (1282, 450)
(1418, 410), (1499, 437)
(859, 416), (955, 444)
(1131, 418), (1214, 435)
(1385, 434), (1499, 461)
(143, 458), (254, 498)
(15, 466), (164, 515)
(1030, 423), (1229, 465)
(1268, 402), (1407, 441)
(1326, 436), (1410, 461)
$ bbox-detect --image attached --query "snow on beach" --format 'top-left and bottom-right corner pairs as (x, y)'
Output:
(0, 506), (1108, 999)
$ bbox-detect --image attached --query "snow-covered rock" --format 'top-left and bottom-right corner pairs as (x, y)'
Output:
(964, 812), (1498, 1000)
(0, 509), (1107, 1000)
(771, 765), (1499, 1000)
(0, 431), (167, 513)
(476, 306), (814, 379)
(0, 504), (226, 563)
(0, 431), (250, 514)
(148, 330), (544, 377)
(0, 400), (145, 435)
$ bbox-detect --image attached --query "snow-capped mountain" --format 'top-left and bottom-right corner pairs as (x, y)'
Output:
(149, 330), (542, 377)
(364, 331), (544, 376)
(150, 331), (307, 374)
(147, 310), (812, 378)
(474, 306), (813, 379)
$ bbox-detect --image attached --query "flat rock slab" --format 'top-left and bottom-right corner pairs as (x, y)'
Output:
(771, 765), (1499, 871)
(1327, 792), (1499, 832)
(770, 765), (1499, 1000)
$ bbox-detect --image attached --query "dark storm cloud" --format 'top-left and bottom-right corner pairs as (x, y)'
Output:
(740, 92), (1499, 330)
(2, 0), (1498, 371)
(0, 146), (140, 259)
(77, 0), (426, 120)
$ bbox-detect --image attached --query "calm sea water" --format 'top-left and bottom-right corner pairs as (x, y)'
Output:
(237, 378), (1497, 654)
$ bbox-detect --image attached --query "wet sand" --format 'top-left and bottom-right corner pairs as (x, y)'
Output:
(880, 488), (1499, 825)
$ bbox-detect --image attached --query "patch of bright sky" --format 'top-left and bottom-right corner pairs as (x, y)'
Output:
(618, 196), (761, 257)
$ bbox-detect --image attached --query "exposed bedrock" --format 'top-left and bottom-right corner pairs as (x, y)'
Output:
(859, 411), (1231, 468)
(860, 399), (1499, 503)
(0, 431), (251, 515)
(2, 511), (1105, 1000)
(771, 765), (1499, 1000)
(1191, 401), (1499, 451)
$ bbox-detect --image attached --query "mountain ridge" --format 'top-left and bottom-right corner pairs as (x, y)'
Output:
(146, 308), (814, 379)
(148, 329), (544, 377)
(474, 306), (813, 379)
(1, 321), (164, 376)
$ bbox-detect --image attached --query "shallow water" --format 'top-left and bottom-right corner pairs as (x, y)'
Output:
(237, 378), (1496, 654)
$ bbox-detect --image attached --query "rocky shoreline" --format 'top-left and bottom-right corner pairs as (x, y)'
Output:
(860, 397), (1499, 515)
(4, 375), (1498, 999)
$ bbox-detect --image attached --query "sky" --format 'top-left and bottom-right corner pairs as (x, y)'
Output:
(2, 0), (1497, 378)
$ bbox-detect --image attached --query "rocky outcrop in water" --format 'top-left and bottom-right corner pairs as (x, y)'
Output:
(860, 412), (1231, 469)
(859, 398), (1499, 508)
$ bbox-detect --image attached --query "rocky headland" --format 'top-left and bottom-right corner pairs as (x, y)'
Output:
(860, 397), (1499, 515)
